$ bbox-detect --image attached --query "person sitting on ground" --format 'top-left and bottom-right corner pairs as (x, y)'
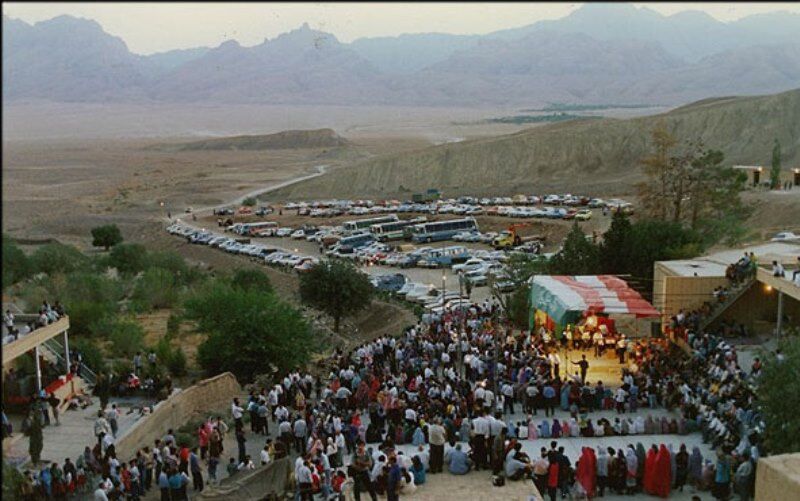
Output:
(445, 443), (471, 475)
(505, 442), (533, 481)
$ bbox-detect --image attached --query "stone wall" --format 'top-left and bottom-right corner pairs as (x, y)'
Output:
(197, 457), (291, 501)
(116, 372), (240, 459)
(755, 453), (800, 501)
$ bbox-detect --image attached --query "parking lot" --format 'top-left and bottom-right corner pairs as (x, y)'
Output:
(169, 193), (630, 312)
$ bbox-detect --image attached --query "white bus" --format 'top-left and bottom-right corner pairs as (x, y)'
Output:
(233, 221), (279, 236)
(370, 217), (427, 241)
(342, 215), (399, 234)
(410, 218), (479, 243)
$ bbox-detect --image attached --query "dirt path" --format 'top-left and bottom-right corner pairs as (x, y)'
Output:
(190, 164), (328, 216)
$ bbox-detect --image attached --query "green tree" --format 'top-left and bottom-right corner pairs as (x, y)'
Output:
(299, 259), (373, 332)
(230, 268), (273, 294)
(30, 242), (90, 276)
(147, 251), (191, 282)
(91, 224), (123, 251)
(599, 211), (633, 274)
(109, 243), (149, 275)
(28, 410), (43, 464)
(759, 337), (800, 454)
(242, 196), (257, 207)
(2, 234), (32, 289)
(770, 138), (782, 189)
(548, 223), (600, 275)
(107, 319), (146, 357)
(3, 461), (27, 499)
(186, 282), (314, 380)
(625, 220), (705, 281)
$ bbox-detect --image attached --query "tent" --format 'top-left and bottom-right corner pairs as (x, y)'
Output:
(530, 275), (660, 336)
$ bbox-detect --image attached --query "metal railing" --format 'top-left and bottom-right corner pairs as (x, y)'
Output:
(40, 337), (97, 386)
(699, 275), (756, 331)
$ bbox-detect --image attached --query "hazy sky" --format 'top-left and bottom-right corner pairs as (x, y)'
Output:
(4, 2), (799, 54)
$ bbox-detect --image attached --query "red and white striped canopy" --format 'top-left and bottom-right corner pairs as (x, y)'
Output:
(531, 275), (660, 318)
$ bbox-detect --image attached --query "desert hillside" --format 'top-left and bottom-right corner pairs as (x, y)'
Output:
(155, 128), (350, 151)
(274, 88), (800, 199)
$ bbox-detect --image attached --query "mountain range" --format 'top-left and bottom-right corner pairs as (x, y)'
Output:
(4, 4), (800, 106)
(272, 88), (800, 198)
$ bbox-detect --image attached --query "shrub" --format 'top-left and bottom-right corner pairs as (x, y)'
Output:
(129, 268), (181, 312)
(109, 243), (149, 276)
(2, 234), (32, 289)
(108, 319), (146, 358)
(166, 312), (182, 338)
(167, 347), (187, 377)
(242, 196), (257, 207)
(30, 242), (90, 276)
(230, 268), (273, 293)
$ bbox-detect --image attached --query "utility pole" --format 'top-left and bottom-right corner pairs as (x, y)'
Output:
(776, 290), (784, 338)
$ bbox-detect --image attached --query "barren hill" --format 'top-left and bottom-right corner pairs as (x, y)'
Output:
(274, 88), (800, 199)
(160, 129), (350, 151)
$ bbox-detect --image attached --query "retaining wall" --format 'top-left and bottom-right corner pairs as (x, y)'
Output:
(755, 453), (800, 501)
(197, 456), (291, 501)
(116, 372), (240, 459)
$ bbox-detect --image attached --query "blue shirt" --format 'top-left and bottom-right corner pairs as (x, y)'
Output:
(543, 386), (556, 399)
(447, 449), (470, 475)
(158, 473), (169, 489)
(168, 474), (185, 489)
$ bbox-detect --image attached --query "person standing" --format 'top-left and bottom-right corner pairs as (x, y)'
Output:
(572, 355), (589, 383)
(713, 450), (732, 500)
(386, 456), (402, 501)
(734, 451), (754, 501)
(428, 418), (446, 474)
(675, 444), (689, 492)
(133, 352), (143, 376)
(189, 448), (203, 492)
(231, 398), (244, 430)
(236, 427), (247, 464)
(351, 441), (378, 501)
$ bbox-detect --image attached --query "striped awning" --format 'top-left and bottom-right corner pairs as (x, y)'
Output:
(530, 275), (659, 326)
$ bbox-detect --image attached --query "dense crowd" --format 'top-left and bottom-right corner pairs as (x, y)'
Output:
(11, 293), (769, 500)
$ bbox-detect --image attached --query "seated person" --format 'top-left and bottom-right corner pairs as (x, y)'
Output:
(505, 443), (532, 480)
(445, 444), (472, 475)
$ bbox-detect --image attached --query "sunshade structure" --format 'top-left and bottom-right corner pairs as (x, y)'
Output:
(530, 275), (660, 336)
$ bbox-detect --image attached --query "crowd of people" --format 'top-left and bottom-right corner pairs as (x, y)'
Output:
(2, 301), (66, 345)
(9, 292), (771, 500)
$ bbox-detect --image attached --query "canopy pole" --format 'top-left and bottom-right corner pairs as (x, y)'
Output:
(34, 345), (42, 393)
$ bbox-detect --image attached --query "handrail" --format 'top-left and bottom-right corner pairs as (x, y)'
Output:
(2, 316), (70, 365)
(41, 337), (97, 385)
(699, 276), (756, 331)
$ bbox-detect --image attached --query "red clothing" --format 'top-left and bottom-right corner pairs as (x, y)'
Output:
(653, 445), (672, 498)
(644, 448), (658, 494)
(198, 428), (209, 447)
(180, 446), (190, 463)
(548, 463), (560, 488)
(576, 447), (597, 498)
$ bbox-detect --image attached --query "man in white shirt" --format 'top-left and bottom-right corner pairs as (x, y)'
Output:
(231, 398), (244, 429)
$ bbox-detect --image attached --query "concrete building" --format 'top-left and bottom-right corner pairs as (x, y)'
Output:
(653, 242), (800, 335)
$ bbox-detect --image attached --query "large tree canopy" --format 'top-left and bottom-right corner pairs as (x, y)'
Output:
(186, 281), (313, 381)
(299, 259), (373, 332)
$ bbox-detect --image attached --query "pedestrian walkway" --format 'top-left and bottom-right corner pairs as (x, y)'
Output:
(3, 395), (153, 467)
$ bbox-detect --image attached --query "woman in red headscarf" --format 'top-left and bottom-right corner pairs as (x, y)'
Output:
(653, 444), (672, 497)
(643, 444), (659, 495)
(576, 447), (598, 498)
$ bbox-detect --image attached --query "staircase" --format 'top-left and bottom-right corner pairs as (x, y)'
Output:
(699, 276), (756, 331)
(40, 337), (97, 386)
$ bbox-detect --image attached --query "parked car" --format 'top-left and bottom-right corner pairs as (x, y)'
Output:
(452, 258), (488, 274)
(276, 227), (293, 237)
(771, 231), (800, 242)
(575, 209), (592, 221)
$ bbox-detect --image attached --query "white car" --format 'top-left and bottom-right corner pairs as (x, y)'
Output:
(462, 269), (488, 287)
(453, 258), (487, 274)
(426, 298), (473, 314)
(771, 231), (800, 242)
(406, 284), (435, 303)
(276, 227), (293, 237)
(291, 229), (305, 239)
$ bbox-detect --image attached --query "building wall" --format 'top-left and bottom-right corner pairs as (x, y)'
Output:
(713, 282), (800, 334)
(116, 372), (241, 459)
(755, 453), (800, 501)
(657, 274), (729, 321)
